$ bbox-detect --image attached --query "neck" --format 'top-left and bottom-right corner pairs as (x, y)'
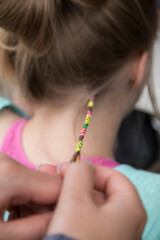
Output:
(22, 99), (123, 166)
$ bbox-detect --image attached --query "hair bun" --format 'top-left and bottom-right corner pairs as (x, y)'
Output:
(0, 0), (54, 54)
(0, 0), (106, 55)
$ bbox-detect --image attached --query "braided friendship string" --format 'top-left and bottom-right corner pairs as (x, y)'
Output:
(71, 97), (95, 163)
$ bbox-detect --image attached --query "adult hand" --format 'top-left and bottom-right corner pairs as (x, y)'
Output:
(0, 153), (62, 240)
(47, 162), (147, 240)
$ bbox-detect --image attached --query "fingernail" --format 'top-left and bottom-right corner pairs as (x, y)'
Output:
(36, 164), (53, 171)
(80, 159), (94, 167)
(36, 164), (44, 171)
(56, 162), (68, 175)
(56, 160), (94, 175)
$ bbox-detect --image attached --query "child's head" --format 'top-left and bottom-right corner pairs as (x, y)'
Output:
(0, 0), (158, 109)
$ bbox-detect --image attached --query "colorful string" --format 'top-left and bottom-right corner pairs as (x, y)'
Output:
(71, 97), (95, 163)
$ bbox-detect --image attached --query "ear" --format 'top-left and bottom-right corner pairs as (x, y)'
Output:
(131, 51), (149, 87)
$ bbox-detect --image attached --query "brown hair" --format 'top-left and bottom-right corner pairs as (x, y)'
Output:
(0, 0), (158, 103)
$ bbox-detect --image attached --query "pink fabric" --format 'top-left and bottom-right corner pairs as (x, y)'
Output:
(1, 119), (36, 170)
(0, 118), (120, 170)
(82, 157), (120, 168)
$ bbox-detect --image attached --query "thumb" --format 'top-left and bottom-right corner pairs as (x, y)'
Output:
(60, 161), (95, 203)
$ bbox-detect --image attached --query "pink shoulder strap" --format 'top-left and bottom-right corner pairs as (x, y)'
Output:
(1, 118), (36, 170)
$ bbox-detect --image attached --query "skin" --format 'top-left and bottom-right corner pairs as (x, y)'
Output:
(0, 153), (62, 240)
(0, 155), (146, 240)
(47, 162), (147, 240)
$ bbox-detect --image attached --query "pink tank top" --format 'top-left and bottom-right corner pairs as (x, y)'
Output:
(0, 119), (120, 170)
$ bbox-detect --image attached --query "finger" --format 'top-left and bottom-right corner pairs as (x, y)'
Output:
(93, 189), (106, 205)
(59, 162), (95, 203)
(0, 212), (52, 240)
(59, 163), (134, 200)
(58, 162), (138, 204)
(58, 160), (94, 178)
(38, 164), (59, 177)
(94, 166), (142, 204)
(57, 162), (105, 206)
(0, 163), (62, 209)
(94, 166), (147, 237)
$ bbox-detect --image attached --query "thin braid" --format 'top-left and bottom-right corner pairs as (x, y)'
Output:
(71, 97), (95, 163)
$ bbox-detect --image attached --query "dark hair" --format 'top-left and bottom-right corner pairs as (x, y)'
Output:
(0, 0), (158, 103)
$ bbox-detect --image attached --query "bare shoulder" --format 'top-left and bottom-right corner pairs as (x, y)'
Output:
(0, 108), (21, 147)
